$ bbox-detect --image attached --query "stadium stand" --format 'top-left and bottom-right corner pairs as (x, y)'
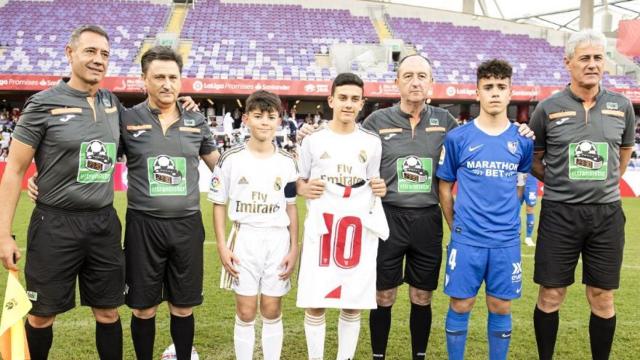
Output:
(0, 0), (637, 88)
(387, 16), (638, 87)
(180, 0), (378, 80)
(0, 0), (169, 76)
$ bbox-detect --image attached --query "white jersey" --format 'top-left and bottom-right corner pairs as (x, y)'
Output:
(296, 181), (389, 309)
(207, 144), (298, 228)
(298, 125), (382, 185)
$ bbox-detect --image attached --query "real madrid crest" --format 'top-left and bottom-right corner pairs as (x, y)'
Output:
(359, 150), (367, 163)
(274, 176), (282, 191)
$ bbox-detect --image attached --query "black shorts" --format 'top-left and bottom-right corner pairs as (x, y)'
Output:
(124, 209), (205, 309)
(534, 200), (625, 290)
(25, 204), (125, 316)
(376, 204), (443, 291)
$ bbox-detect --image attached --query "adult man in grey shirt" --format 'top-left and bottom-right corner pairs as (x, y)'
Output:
(530, 29), (636, 360)
(120, 46), (219, 360)
(0, 25), (124, 360)
(363, 55), (457, 360)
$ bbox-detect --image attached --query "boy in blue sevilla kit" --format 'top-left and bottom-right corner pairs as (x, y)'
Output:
(437, 59), (533, 360)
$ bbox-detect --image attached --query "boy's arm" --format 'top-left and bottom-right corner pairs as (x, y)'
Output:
(438, 179), (455, 231)
(279, 203), (298, 280)
(214, 203), (239, 278)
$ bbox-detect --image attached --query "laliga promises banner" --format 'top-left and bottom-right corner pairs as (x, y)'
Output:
(1, 74), (639, 103)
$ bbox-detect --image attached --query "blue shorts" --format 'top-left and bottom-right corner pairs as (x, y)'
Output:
(444, 241), (522, 300)
(522, 178), (538, 207)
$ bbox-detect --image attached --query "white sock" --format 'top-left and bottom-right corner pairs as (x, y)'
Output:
(304, 311), (326, 360)
(234, 315), (255, 360)
(337, 310), (361, 360)
(262, 314), (283, 360)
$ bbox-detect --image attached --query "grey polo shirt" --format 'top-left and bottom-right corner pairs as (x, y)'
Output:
(530, 86), (636, 204)
(121, 101), (217, 218)
(363, 104), (458, 208)
(12, 80), (121, 209)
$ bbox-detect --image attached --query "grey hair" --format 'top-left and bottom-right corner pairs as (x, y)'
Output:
(68, 25), (109, 47)
(565, 29), (606, 59)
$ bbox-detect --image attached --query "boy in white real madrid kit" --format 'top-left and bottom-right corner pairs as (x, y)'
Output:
(208, 90), (299, 360)
(296, 73), (388, 360)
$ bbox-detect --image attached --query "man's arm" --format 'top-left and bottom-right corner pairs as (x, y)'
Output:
(0, 140), (36, 270)
(438, 179), (455, 231)
(201, 150), (220, 171)
(620, 147), (633, 177)
(532, 151), (545, 182)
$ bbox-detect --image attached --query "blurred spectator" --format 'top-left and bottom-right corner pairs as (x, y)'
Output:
(232, 108), (242, 129)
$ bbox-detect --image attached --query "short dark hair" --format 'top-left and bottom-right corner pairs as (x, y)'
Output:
(476, 59), (512, 84)
(68, 25), (109, 47)
(245, 90), (282, 114)
(141, 46), (183, 74)
(331, 72), (364, 96)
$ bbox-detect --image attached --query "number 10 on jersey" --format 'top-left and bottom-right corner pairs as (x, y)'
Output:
(319, 213), (363, 269)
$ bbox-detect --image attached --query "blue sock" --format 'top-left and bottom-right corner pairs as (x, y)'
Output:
(445, 308), (470, 360)
(526, 213), (535, 237)
(488, 312), (512, 360)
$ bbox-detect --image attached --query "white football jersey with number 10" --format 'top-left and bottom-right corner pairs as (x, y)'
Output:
(296, 181), (389, 309)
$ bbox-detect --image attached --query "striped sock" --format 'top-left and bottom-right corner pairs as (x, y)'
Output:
(337, 310), (361, 360)
(304, 311), (326, 360)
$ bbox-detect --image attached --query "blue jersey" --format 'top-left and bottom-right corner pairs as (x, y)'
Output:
(437, 121), (534, 248)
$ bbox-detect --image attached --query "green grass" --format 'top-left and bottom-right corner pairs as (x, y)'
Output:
(4, 194), (640, 359)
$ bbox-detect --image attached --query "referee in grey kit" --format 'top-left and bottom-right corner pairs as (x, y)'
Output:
(530, 29), (636, 360)
(121, 46), (219, 360)
(0, 25), (124, 360)
(363, 55), (457, 360)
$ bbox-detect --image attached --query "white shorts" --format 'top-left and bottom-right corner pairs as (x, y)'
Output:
(221, 223), (291, 297)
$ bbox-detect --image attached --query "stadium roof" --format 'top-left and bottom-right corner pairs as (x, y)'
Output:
(379, 0), (640, 32)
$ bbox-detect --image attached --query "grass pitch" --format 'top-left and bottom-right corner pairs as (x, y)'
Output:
(5, 194), (640, 359)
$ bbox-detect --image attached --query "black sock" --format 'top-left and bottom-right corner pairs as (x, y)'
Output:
(170, 313), (194, 360)
(369, 305), (392, 359)
(96, 318), (122, 360)
(533, 306), (559, 360)
(589, 313), (616, 360)
(25, 320), (53, 360)
(410, 303), (431, 360)
(131, 315), (156, 360)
